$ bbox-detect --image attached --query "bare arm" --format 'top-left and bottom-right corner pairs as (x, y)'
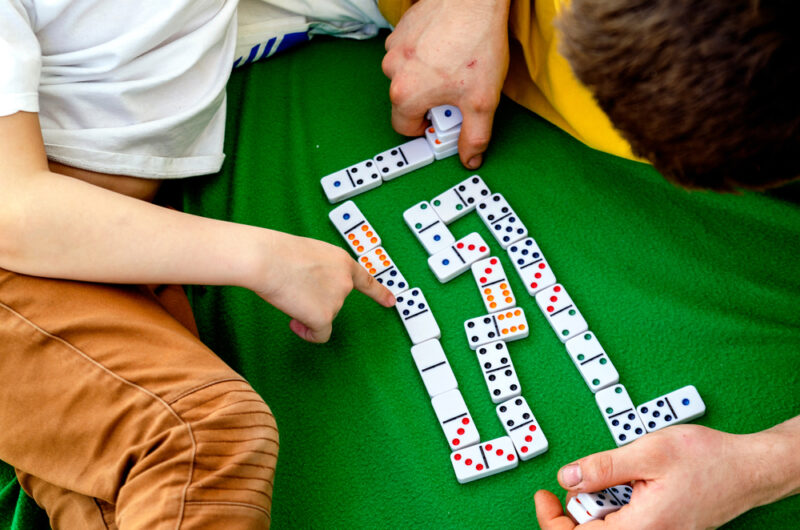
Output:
(0, 112), (394, 341)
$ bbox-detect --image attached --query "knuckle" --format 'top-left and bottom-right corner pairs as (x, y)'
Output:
(381, 53), (395, 77)
(467, 89), (498, 114)
(463, 132), (491, 152)
(388, 79), (412, 106)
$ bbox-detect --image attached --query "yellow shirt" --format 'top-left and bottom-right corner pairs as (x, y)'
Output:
(378, 0), (641, 162)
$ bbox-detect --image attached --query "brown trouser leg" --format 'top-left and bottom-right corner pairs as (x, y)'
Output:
(0, 268), (278, 529)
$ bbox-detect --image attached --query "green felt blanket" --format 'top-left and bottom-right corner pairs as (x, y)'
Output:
(2, 34), (799, 529)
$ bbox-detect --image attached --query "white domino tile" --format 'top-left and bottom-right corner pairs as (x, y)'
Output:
(424, 126), (459, 160)
(427, 232), (490, 283)
(471, 256), (516, 313)
(464, 308), (529, 350)
(506, 237), (557, 295)
(328, 200), (381, 255)
(357, 247), (409, 296)
(637, 385), (706, 432)
(475, 193), (528, 249)
(373, 138), (435, 181)
(496, 396), (548, 460)
(320, 158), (382, 203)
(394, 287), (441, 345)
(431, 389), (480, 451)
(595, 384), (646, 446)
(430, 175), (491, 224)
(475, 341), (521, 403)
(403, 201), (455, 255)
(450, 436), (518, 484)
(410, 339), (458, 398)
(429, 105), (463, 132)
(564, 332), (619, 393)
(424, 123), (460, 144)
(534, 284), (588, 343)
(567, 485), (633, 523)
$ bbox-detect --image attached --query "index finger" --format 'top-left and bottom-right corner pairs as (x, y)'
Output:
(351, 260), (396, 307)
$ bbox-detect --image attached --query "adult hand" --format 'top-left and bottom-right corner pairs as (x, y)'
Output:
(534, 424), (799, 529)
(381, 0), (511, 169)
(253, 231), (395, 343)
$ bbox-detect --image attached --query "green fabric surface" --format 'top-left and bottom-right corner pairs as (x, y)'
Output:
(2, 34), (799, 529)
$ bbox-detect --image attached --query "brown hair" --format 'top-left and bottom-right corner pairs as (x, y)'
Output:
(557, 0), (800, 191)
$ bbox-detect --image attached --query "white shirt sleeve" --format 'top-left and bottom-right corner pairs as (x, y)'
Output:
(0, 0), (41, 116)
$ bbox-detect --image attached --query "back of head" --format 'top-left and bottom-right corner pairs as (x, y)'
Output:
(558, 0), (800, 191)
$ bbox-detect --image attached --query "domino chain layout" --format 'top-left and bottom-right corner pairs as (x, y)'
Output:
(325, 106), (706, 516)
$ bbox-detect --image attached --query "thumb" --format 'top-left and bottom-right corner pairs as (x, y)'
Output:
(457, 102), (496, 170)
(558, 443), (648, 493)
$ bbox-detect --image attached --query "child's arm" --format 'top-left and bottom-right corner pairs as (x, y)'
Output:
(381, 0), (511, 170)
(534, 416), (800, 528)
(0, 111), (394, 342)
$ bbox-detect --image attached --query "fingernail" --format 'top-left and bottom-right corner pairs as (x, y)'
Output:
(560, 464), (582, 487)
(467, 155), (482, 169)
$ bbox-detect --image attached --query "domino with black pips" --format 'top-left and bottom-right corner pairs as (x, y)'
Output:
(496, 396), (548, 460)
(475, 340), (521, 403)
(320, 158), (382, 203)
(476, 193), (528, 249)
(566, 485), (633, 524)
(507, 237), (557, 296)
(373, 138), (435, 181)
(430, 175), (491, 223)
(595, 384), (646, 446)
(464, 308), (529, 350)
(637, 385), (706, 432)
(357, 246), (409, 296)
(394, 287), (441, 345)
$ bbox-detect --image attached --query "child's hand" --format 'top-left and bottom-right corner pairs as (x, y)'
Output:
(253, 231), (395, 343)
(381, 0), (510, 170)
(534, 424), (790, 529)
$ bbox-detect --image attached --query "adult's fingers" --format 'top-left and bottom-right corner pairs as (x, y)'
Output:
(534, 490), (577, 530)
(351, 260), (396, 308)
(557, 441), (651, 493)
(457, 99), (496, 170)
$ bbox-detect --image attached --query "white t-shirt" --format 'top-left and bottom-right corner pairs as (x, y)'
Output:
(0, 0), (238, 179)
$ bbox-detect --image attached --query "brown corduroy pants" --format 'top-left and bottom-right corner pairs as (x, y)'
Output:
(0, 267), (278, 529)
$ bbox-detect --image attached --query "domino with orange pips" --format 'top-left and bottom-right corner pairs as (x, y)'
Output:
(464, 307), (529, 350)
(357, 247), (409, 297)
(471, 256), (516, 313)
(328, 200), (381, 256)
